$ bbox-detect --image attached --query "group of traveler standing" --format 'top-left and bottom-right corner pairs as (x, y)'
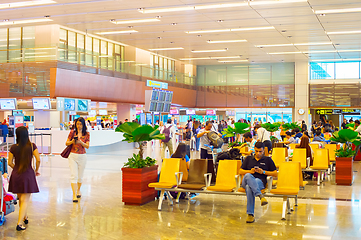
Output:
(6, 117), (90, 231)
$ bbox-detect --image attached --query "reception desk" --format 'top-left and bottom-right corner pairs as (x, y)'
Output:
(33, 129), (125, 154)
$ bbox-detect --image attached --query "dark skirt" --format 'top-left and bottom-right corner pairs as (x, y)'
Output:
(8, 167), (39, 194)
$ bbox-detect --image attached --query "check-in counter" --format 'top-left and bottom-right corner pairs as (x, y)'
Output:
(33, 129), (125, 154)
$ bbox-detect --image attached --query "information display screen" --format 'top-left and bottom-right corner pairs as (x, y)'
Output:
(156, 102), (164, 112)
(151, 90), (160, 101)
(98, 110), (107, 115)
(77, 99), (88, 112)
(186, 109), (195, 115)
(149, 101), (157, 112)
(32, 98), (50, 110)
(165, 92), (173, 102)
(158, 91), (166, 102)
(64, 99), (75, 111)
(169, 109), (179, 115)
(163, 103), (171, 113)
(140, 113), (146, 125)
(146, 113), (152, 125)
(0, 99), (16, 110)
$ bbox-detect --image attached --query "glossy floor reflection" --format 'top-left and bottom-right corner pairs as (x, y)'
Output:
(1, 147), (361, 239)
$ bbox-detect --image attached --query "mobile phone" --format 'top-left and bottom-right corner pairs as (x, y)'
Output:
(74, 136), (78, 141)
(254, 166), (259, 170)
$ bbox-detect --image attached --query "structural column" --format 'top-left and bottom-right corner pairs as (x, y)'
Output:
(294, 61), (309, 126)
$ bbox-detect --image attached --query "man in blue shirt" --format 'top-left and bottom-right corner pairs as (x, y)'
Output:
(313, 130), (325, 142)
(294, 128), (303, 139)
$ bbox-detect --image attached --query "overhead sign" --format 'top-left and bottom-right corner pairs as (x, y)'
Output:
(315, 109), (333, 115)
(333, 109), (342, 114)
(342, 109), (360, 114)
(147, 80), (168, 89)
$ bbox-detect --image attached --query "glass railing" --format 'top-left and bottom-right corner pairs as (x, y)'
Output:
(0, 46), (196, 87)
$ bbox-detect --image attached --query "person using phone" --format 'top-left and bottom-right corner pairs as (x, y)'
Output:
(239, 142), (278, 224)
(197, 121), (222, 159)
(65, 117), (90, 203)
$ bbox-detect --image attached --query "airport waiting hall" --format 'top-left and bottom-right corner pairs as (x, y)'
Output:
(1, 0), (361, 239)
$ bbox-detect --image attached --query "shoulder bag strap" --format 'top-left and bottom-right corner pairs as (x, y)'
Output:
(261, 128), (265, 142)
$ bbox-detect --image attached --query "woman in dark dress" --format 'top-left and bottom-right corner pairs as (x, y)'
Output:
(8, 126), (41, 231)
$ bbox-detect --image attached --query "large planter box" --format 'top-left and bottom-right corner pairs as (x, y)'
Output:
(121, 165), (158, 205)
(336, 157), (353, 185)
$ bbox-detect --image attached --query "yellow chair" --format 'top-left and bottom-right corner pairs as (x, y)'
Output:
(325, 144), (337, 162)
(289, 143), (299, 150)
(310, 149), (329, 186)
(271, 147), (287, 168)
(297, 161), (308, 190)
(270, 162), (300, 220)
(207, 160), (238, 192)
(292, 148), (308, 169)
(309, 143), (320, 153)
(148, 158), (181, 210)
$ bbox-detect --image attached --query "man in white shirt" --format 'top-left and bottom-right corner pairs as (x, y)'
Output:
(254, 124), (272, 153)
(160, 119), (180, 159)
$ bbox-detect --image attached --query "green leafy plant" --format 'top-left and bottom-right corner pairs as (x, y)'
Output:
(222, 122), (250, 138)
(282, 122), (301, 131)
(330, 129), (361, 158)
(115, 122), (164, 166)
(270, 136), (278, 142)
(346, 123), (355, 130)
(261, 122), (281, 132)
(124, 153), (157, 168)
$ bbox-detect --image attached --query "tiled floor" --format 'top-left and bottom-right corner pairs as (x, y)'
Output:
(1, 146), (361, 239)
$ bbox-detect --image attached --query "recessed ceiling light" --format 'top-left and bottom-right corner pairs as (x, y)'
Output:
(170, 42), (174, 44)
(207, 39), (247, 43)
(138, 0), (307, 13)
(217, 20), (224, 22)
(281, 30), (287, 33)
(110, 18), (160, 24)
(197, 35), (202, 37)
(3, 19), (9, 22)
(0, 18), (53, 26)
(171, 22), (177, 25)
(95, 30), (138, 35)
(327, 30), (361, 35)
(128, 26), (133, 28)
(186, 26), (274, 34)
(191, 49), (227, 53)
(315, 7), (361, 15)
(319, 14), (326, 16)
(44, 15), (50, 18)
(149, 47), (184, 51)
(0, 0), (56, 9)
(157, 36), (162, 39)
(155, 16), (162, 18)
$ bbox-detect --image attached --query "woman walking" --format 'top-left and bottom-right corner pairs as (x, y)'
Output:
(65, 117), (90, 203)
(8, 126), (41, 231)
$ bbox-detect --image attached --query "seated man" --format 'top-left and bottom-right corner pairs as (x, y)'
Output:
(239, 132), (256, 156)
(284, 131), (296, 144)
(294, 128), (303, 139)
(313, 129), (325, 142)
(239, 142), (278, 223)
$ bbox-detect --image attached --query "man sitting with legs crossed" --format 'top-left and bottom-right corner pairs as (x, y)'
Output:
(239, 142), (278, 223)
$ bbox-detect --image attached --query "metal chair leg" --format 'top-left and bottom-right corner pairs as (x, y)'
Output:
(176, 192), (181, 203)
(295, 196), (298, 207)
(281, 196), (287, 220)
(158, 190), (165, 211)
(287, 198), (291, 214)
(165, 191), (173, 206)
(317, 171), (320, 186)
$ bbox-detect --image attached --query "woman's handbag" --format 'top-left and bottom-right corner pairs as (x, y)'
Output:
(60, 131), (74, 158)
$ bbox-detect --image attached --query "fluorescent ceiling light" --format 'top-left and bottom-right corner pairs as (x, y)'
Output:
(95, 30), (138, 35)
(315, 7), (361, 15)
(186, 26), (274, 34)
(218, 60), (249, 63)
(256, 42), (332, 47)
(180, 56), (241, 60)
(327, 30), (361, 35)
(208, 40), (247, 43)
(0, 0), (56, 9)
(0, 18), (53, 26)
(191, 49), (227, 53)
(269, 49), (361, 55)
(111, 18), (160, 24)
(149, 47), (184, 51)
(138, 0), (306, 13)
(268, 51), (302, 55)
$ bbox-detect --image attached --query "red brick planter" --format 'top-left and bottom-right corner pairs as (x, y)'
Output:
(336, 157), (353, 186)
(121, 165), (158, 205)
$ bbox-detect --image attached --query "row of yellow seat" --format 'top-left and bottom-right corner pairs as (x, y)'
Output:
(149, 159), (302, 220)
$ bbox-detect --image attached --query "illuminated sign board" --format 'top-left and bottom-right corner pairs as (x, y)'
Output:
(146, 80), (168, 89)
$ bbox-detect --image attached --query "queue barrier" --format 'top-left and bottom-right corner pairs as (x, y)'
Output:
(29, 133), (54, 156)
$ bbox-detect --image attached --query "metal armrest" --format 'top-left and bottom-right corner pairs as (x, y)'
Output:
(235, 175), (241, 191)
(175, 172), (183, 186)
(306, 157), (310, 169)
(285, 156), (289, 162)
(204, 173), (212, 187)
(267, 176), (273, 192)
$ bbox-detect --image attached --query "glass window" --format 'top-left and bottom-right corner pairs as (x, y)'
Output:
(0, 29), (8, 62)
(335, 62), (359, 79)
(67, 31), (76, 62)
(22, 26), (35, 48)
(59, 28), (67, 42)
(9, 27), (21, 62)
(77, 33), (84, 51)
(100, 40), (107, 68)
(310, 62), (335, 79)
(282, 114), (292, 123)
(93, 38), (99, 67)
(108, 42), (114, 70)
(85, 36), (92, 66)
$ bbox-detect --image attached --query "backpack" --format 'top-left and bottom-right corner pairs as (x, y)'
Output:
(162, 126), (172, 143)
(207, 131), (224, 149)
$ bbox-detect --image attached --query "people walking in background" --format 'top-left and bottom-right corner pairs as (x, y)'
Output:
(160, 119), (180, 159)
(65, 117), (90, 203)
(192, 121), (201, 151)
(8, 126), (41, 231)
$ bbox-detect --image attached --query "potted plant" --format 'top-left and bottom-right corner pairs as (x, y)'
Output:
(281, 122), (301, 132)
(261, 122), (281, 145)
(221, 122), (250, 147)
(115, 122), (164, 205)
(330, 129), (361, 185)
